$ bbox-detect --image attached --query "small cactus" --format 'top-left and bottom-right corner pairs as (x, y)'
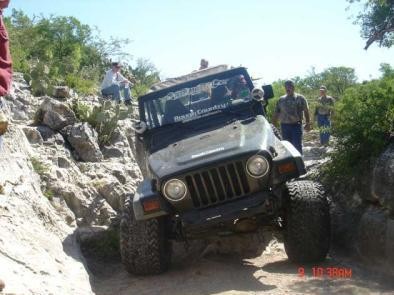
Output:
(72, 99), (132, 145)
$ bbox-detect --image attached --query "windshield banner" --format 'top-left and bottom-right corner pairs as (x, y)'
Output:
(174, 103), (228, 122)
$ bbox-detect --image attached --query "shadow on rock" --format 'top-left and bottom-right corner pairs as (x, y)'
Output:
(62, 231), (98, 290)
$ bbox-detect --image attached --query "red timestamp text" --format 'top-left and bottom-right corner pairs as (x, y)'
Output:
(297, 266), (353, 279)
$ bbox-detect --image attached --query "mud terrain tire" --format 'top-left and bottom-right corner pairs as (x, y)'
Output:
(283, 180), (330, 263)
(120, 199), (171, 275)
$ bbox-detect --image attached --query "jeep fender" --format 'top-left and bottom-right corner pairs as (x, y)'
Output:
(132, 179), (171, 221)
(271, 140), (306, 185)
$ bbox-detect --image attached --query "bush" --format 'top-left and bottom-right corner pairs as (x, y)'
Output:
(324, 77), (394, 179)
(72, 99), (133, 145)
(30, 157), (49, 176)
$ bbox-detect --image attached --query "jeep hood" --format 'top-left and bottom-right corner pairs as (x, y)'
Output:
(148, 116), (274, 179)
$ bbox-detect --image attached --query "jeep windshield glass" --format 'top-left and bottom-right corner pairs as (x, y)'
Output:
(142, 74), (252, 128)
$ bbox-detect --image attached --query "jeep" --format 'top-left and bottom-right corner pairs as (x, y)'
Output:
(120, 66), (330, 275)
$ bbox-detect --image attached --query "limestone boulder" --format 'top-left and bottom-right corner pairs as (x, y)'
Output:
(371, 143), (394, 214)
(37, 125), (65, 145)
(355, 207), (387, 262)
(38, 97), (76, 131)
(53, 86), (70, 100)
(101, 145), (123, 158)
(22, 126), (44, 145)
(63, 123), (103, 162)
(94, 177), (127, 211)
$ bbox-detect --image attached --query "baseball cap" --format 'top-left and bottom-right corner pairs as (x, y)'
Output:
(284, 80), (295, 87)
(111, 61), (122, 68)
(319, 85), (327, 91)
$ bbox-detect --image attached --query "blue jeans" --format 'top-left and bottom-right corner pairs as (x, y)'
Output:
(101, 84), (131, 102)
(281, 123), (303, 154)
(317, 114), (331, 145)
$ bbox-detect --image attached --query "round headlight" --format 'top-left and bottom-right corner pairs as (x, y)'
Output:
(246, 155), (269, 178)
(163, 179), (187, 201)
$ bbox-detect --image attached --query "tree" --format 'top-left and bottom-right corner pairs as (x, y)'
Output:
(319, 67), (357, 97)
(348, 0), (394, 49)
(128, 59), (160, 97)
(4, 9), (132, 95)
(379, 62), (394, 78)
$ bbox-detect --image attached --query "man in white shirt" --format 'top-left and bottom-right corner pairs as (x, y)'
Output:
(101, 62), (132, 104)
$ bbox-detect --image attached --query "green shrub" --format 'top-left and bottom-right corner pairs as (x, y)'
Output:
(65, 74), (98, 95)
(30, 157), (49, 176)
(43, 189), (54, 201)
(324, 77), (394, 179)
(72, 99), (133, 145)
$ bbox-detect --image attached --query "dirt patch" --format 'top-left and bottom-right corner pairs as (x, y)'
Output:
(80, 227), (394, 295)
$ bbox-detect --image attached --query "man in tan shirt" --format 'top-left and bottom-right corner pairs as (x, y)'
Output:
(314, 85), (335, 146)
(272, 80), (312, 154)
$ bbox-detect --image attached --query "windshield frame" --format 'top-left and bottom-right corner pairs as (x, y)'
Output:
(138, 67), (254, 129)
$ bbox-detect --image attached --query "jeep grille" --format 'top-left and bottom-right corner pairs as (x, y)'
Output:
(185, 160), (250, 208)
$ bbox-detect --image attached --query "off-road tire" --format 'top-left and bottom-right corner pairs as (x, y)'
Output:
(120, 199), (171, 275)
(271, 124), (282, 140)
(283, 180), (330, 263)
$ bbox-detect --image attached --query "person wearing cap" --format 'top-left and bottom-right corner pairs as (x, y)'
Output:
(315, 86), (335, 146)
(272, 80), (312, 154)
(101, 62), (132, 104)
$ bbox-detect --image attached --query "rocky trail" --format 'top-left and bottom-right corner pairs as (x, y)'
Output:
(0, 74), (393, 294)
(84, 137), (394, 295)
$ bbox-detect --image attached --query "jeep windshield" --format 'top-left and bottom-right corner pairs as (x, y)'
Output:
(141, 74), (253, 129)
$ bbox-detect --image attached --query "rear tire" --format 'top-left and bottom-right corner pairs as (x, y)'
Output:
(283, 180), (330, 263)
(120, 199), (171, 275)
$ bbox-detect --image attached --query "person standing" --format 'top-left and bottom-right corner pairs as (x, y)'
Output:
(315, 85), (335, 146)
(272, 80), (312, 154)
(0, 0), (13, 150)
(0, 1), (11, 289)
(101, 62), (132, 104)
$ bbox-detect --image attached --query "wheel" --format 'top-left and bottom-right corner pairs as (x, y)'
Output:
(283, 180), (330, 263)
(120, 199), (171, 275)
(271, 124), (282, 140)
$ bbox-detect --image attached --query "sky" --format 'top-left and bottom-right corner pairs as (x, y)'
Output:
(5, 0), (394, 83)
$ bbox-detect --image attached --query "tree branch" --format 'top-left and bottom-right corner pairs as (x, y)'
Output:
(364, 25), (394, 49)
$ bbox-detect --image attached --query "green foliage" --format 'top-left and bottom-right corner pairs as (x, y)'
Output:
(72, 100), (133, 145)
(294, 67), (357, 99)
(129, 58), (161, 97)
(266, 80), (285, 120)
(324, 77), (394, 179)
(379, 62), (394, 79)
(266, 67), (357, 123)
(30, 157), (49, 176)
(4, 9), (130, 95)
(347, 0), (394, 49)
(4, 9), (161, 98)
(43, 189), (54, 201)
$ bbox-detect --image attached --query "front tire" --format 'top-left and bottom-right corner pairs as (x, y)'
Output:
(120, 199), (171, 275)
(283, 180), (330, 263)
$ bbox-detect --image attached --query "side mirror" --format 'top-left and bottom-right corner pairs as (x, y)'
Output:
(133, 121), (147, 134)
(251, 88), (265, 101)
(262, 84), (274, 99)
